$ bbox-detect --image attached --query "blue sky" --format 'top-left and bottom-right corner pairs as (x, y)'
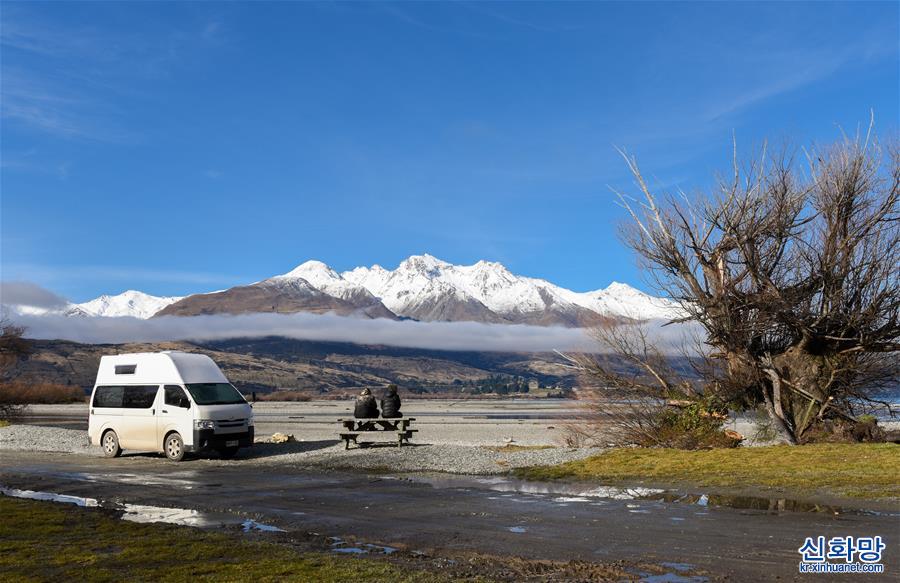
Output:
(2, 1), (897, 302)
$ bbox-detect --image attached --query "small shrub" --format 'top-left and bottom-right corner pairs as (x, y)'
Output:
(632, 399), (740, 450)
(0, 382), (85, 408)
(256, 390), (312, 402)
(558, 422), (605, 448)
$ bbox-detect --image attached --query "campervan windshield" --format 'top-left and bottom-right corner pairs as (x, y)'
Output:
(185, 383), (245, 405)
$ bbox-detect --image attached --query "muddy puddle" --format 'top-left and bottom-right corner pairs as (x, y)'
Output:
(328, 536), (397, 555)
(408, 474), (893, 516)
(0, 485), (281, 531)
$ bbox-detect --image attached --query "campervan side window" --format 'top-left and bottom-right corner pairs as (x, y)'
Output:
(164, 385), (190, 408)
(93, 386), (124, 408)
(122, 386), (159, 408)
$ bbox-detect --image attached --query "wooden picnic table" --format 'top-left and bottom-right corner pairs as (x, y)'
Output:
(337, 417), (417, 449)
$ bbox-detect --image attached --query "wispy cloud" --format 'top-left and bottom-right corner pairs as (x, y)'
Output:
(704, 34), (897, 122)
(0, 6), (229, 141)
(2, 265), (248, 288)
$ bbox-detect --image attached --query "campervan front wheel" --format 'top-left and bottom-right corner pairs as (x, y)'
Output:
(102, 430), (121, 458)
(164, 432), (185, 462)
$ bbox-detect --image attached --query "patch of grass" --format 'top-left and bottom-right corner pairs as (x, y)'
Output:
(0, 420), (10, 428)
(0, 497), (472, 582)
(483, 444), (555, 453)
(514, 443), (900, 500)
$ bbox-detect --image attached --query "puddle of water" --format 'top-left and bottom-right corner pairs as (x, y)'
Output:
(412, 475), (891, 516)
(329, 536), (397, 554)
(642, 574), (707, 583)
(1, 485), (283, 532)
(48, 470), (202, 489)
(364, 543), (398, 554)
(660, 563), (693, 572)
(629, 563), (708, 583)
(413, 475), (664, 501)
(122, 503), (218, 527)
(654, 492), (891, 516)
(507, 526), (527, 533)
(242, 519), (285, 533)
(0, 486), (98, 507)
(332, 546), (367, 554)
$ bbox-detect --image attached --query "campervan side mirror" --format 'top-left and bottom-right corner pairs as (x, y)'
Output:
(178, 397), (190, 409)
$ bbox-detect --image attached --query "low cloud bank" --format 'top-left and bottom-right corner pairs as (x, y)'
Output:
(0, 281), (69, 309)
(9, 310), (701, 354)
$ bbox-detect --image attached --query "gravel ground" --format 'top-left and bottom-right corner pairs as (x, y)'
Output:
(250, 442), (601, 474)
(0, 425), (99, 457)
(0, 424), (599, 474)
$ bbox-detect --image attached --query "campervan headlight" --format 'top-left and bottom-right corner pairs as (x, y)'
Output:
(194, 420), (216, 430)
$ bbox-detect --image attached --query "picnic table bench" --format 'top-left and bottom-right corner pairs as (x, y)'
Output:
(337, 417), (417, 449)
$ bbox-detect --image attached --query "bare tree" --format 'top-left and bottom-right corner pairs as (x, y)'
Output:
(0, 315), (32, 418)
(611, 127), (899, 444)
(566, 322), (737, 448)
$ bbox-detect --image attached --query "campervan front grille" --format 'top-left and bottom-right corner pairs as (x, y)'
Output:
(217, 420), (246, 428)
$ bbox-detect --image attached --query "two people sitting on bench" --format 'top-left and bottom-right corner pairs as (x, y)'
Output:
(353, 385), (403, 421)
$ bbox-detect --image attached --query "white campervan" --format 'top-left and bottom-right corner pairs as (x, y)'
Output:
(88, 351), (254, 461)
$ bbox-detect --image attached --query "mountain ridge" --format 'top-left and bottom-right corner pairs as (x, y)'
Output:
(21, 255), (684, 327)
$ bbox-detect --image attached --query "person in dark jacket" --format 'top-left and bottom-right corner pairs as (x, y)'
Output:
(380, 384), (402, 418)
(353, 388), (378, 419)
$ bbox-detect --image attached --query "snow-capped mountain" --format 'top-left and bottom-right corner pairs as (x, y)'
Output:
(343, 254), (683, 326)
(578, 282), (683, 321)
(156, 264), (396, 319)
(67, 290), (183, 319)
(55, 254), (685, 326)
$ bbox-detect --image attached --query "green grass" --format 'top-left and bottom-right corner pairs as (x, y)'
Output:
(0, 497), (472, 582)
(515, 443), (900, 500)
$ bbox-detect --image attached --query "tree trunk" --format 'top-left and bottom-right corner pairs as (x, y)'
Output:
(762, 364), (797, 444)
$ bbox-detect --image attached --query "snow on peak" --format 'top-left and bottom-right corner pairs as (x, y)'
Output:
(278, 260), (341, 285)
(70, 290), (183, 319)
(579, 282), (685, 320)
(398, 254), (452, 276)
(273, 259), (379, 303)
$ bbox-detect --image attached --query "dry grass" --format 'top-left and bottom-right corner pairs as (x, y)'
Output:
(1, 382), (86, 405)
(516, 443), (900, 500)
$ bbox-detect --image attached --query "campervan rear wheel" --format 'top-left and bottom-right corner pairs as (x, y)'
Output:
(164, 433), (185, 462)
(102, 430), (121, 458)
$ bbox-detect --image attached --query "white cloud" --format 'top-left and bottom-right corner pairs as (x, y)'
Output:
(0, 281), (69, 309)
(9, 309), (702, 355)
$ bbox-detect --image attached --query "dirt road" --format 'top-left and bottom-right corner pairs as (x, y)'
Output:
(2, 450), (896, 581)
